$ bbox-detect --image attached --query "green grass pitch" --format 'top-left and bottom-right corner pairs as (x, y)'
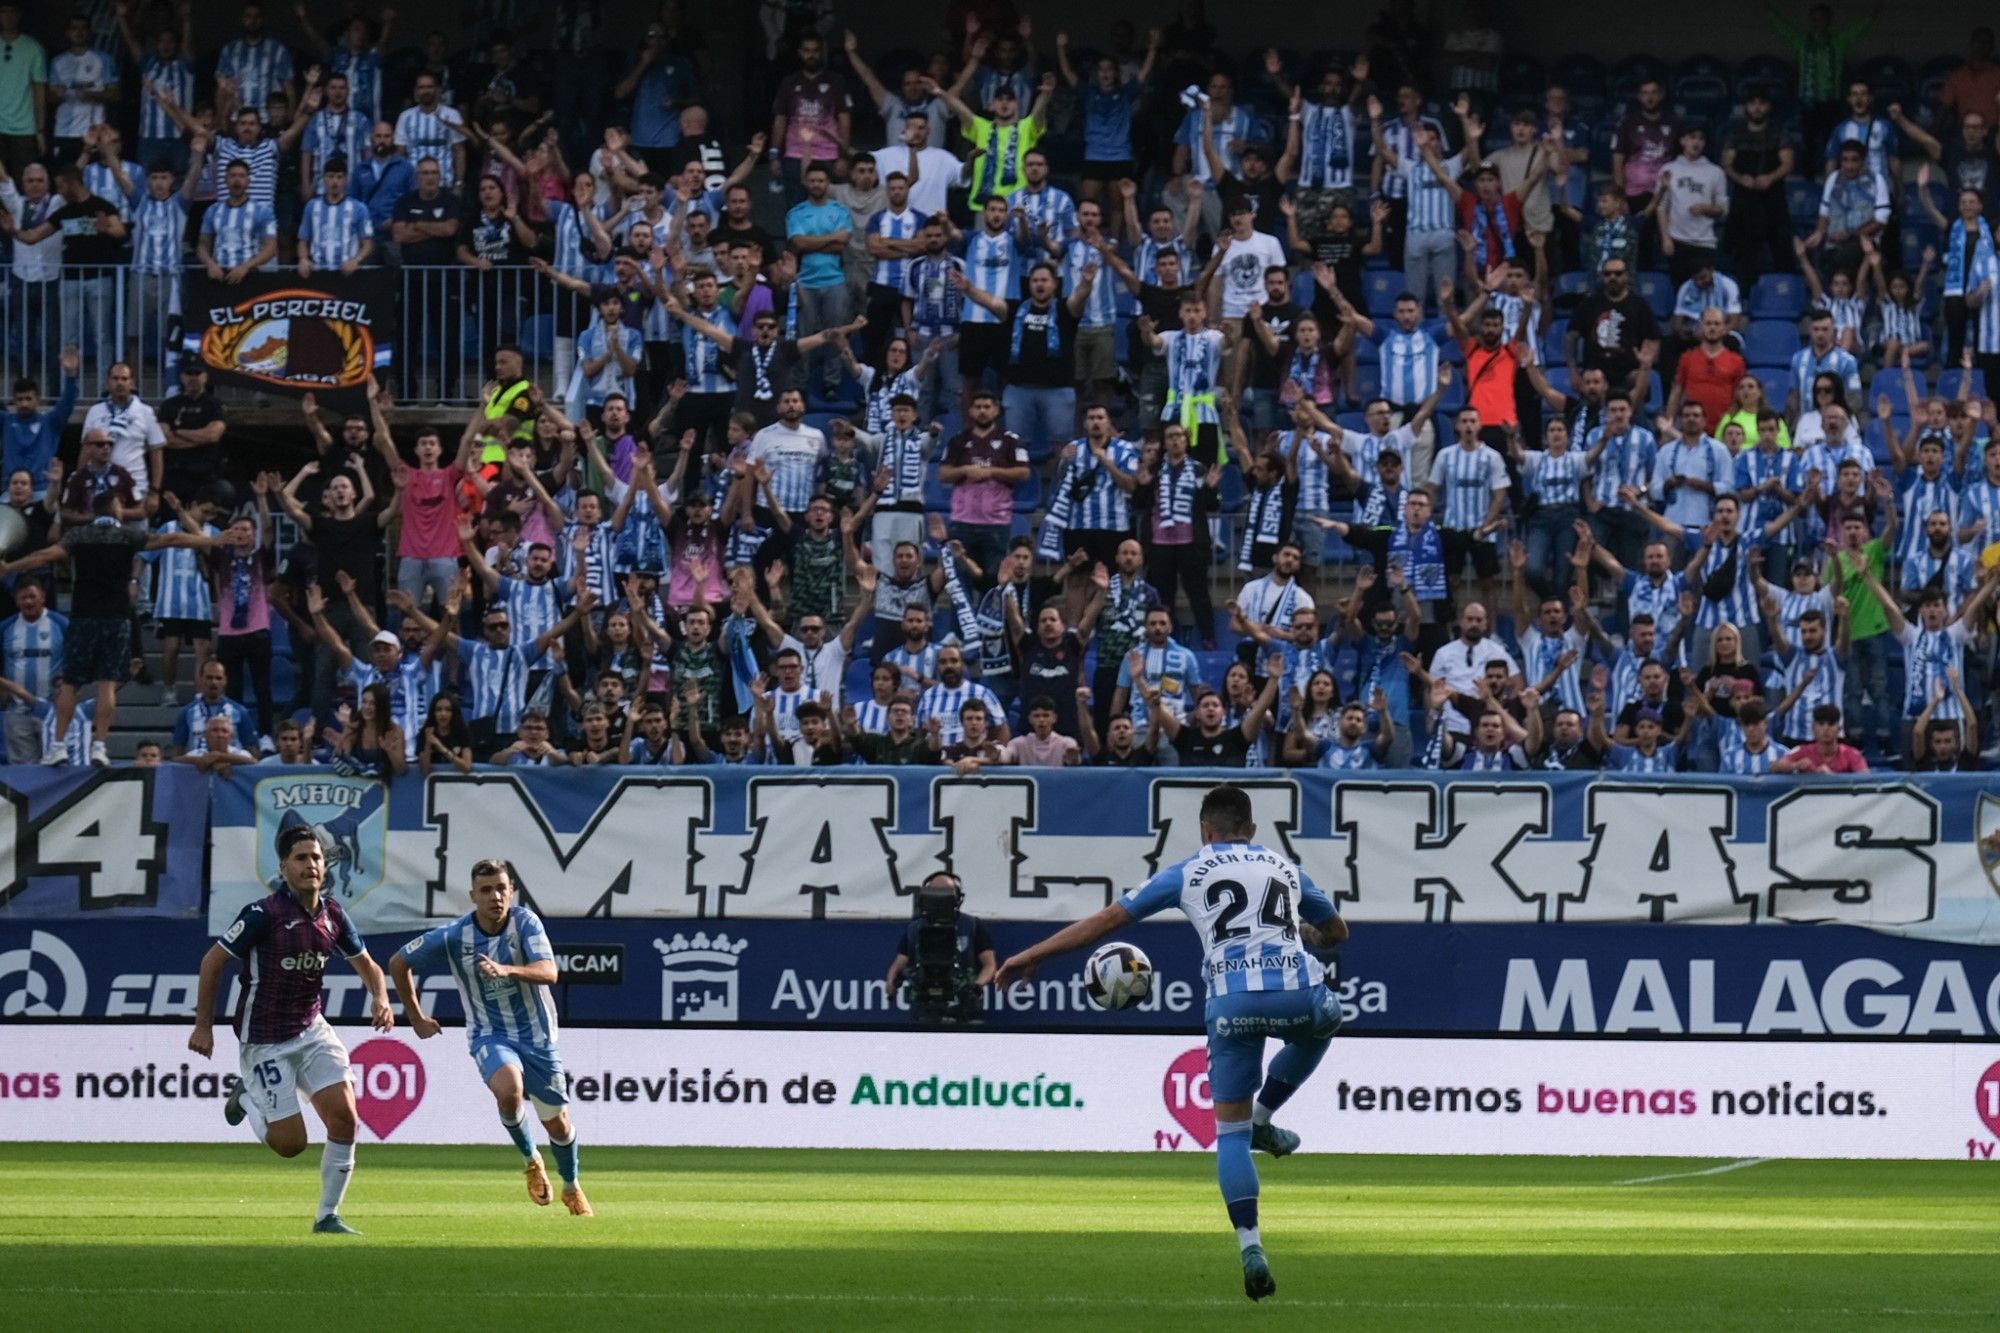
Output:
(0, 1144), (1993, 1330)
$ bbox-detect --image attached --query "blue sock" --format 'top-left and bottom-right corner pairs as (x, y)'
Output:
(1215, 1118), (1259, 1249)
(548, 1127), (580, 1185)
(499, 1107), (536, 1162)
(1255, 1038), (1330, 1124)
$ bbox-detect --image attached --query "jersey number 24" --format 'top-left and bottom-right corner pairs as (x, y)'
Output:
(1205, 877), (1296, 944)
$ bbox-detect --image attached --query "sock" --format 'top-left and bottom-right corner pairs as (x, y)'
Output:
(243, 1096), (269, 1144)
(317, 1140), (355, 1220)
(1215, 1118), (1259, 1251)
(547, 1126), (580, 1186)
(499, 1106), (537, 1162)
(1256, 1038), (1330, 1124)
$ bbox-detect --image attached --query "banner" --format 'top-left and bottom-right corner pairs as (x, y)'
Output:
(182, 270), (396, 410)
(204, 770), (2000, 944)
(3, 1025), (1996, 1160)
(0, 768), (209, 920)
(8, 918), (1998, 1038)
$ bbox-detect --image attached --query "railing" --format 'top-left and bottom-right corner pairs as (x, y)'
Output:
(2, 263), (564, 407)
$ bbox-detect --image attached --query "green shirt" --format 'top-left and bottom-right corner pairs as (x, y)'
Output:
(788, 529), (845, 621)
(1767, 7), (1873, 104)
(966, 115), (1042, 203)
(0, 35), (44, 138)
(1833, 539), (1890, 640)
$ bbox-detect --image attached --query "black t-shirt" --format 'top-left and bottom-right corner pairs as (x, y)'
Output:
(1616, 695), (1685, 736)
(668, 135), (730, 192)
(714, 218), (777, 262)
(1177, 724), (1250, 767)
(463, 210), (531, 266)
(730, 338), (805, 419)
(1249, 299), (1302, 390)
(1309, 229), (1368, 314)
(1536, 738), (1604, 770)
(61, 523), (149, 617)
(1002, 298), (1077, 387)
(1132, 282), (1188, 372)
(392, 189), (465, 265)
(1218, 171), (1285, 236)
(1572, 291), (1660, 383)
(1723, 121), (1792, 191)
(309, 511), (381, 602)
(1943, 136), (2000, 211)
(1093, 747), (1151, 767)
(157, 392), (228, 494)
(1015, 628), (1085, 735)
(53, 197), (126, 265)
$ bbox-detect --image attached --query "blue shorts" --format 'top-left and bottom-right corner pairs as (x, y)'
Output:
(1204, 985), (1342, 1103)
(472, 1037), (570, 1115)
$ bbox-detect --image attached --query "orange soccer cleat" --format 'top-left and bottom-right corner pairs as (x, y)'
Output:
(562, 1185), (594, 1217)
(524, 1156), (553, 1206)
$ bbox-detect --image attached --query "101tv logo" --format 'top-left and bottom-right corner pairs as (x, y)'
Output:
(1972, 1060), (2000, 1160)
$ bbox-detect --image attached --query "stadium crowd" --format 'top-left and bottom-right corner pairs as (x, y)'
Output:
(1, 1), (1999, 777)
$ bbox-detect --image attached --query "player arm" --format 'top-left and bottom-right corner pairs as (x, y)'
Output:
(345, 948), (395, 1032)
(387, 938), (443, 1037)
(992, 902), (1136, 988)
(185, 942), (237, 1055)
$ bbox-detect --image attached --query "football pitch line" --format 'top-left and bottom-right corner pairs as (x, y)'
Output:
(1613, 1157), (1773, 1186)
(2, 1283), (1991, 1319)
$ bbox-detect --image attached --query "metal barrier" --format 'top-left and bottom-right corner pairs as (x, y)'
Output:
(2, 264), (561, 407)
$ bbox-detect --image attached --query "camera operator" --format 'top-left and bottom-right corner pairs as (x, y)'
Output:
(885, 872), (997, 1018)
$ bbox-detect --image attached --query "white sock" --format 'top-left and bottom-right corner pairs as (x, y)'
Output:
(244, 1099), (268, 1143)
(1236, 1225), (1262, 1251)
(318, 1140), (355, 1220)
(1251, 1103), (1274, 1127)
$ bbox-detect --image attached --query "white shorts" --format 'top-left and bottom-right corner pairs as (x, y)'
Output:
(238, 1015), (352, 1122)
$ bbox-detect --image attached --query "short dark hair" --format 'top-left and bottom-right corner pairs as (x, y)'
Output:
(1812, 703), (1843, 725)
(470, 858), (512, 885)
(277, 825), (321, 860)
(1200, 784), (1255, 837)
(1026, 695), (1057, 714)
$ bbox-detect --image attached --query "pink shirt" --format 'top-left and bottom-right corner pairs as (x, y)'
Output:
(1004, 731), (1079, 767)
(1783, 742), (1869, 773)
(397, 465), (469, 559)
(944, 429), (1028, 526)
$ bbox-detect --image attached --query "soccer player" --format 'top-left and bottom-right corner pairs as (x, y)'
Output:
(187, 825), (395, 1236)
(994, 784), (1346, 1301)
(388, 859), (592, 1216)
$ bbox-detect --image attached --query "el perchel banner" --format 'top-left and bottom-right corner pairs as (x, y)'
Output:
(182, 269), (396, 410)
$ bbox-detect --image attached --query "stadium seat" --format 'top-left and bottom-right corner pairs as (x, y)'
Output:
(1855, 54), (1914, 108)
(1735, 53), (1791, 99)
(1863, 420), (1896, 466)
(1543, 366), (1573, 399)
(1352, 335), (1379, 365)
(1351, 364), (1381, 403)
(1609, 54), (1667, 103)
(1744, 319), (1801, 365)
(1635, 273), (1673, 318)
(1554, 271), (1592, 302)
(1637, 371), (1662, 414)
(1215, 463), (1247, 514)
(1674, 53), (1730, 82)
(1012, 470), (1042, 511)
(1749, 274), (1806, 321)
(1551, 53), (1608, 103)
(921, 464), (950, 512)
(1785, 177), (1819, 225)
(1747, 367), (1792, 412)
(1542, 318), (1568, 365)
(1876, 372), (1920, 416)
(519, 314), (555, 361)
(1364, 270), (1403, 318)
(1672, 74), (1730, 118)
(1290, 271), (1317, 311)
(1938, 368), (1987, 401)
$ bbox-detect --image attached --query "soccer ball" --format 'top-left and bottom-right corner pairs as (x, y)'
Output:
(1084, 942), (1154, 1011)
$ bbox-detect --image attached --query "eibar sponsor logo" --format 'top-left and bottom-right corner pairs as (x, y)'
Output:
(556, 946), (625, 985)
(849, 1072), (1082, 1109)
(655, 932), (746, 1021)
(1500, 957), (2000, 1035)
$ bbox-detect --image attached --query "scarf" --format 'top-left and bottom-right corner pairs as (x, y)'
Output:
(1156, 457), (1199, 527)
(749, 342), (777, 401)
(1306, 102), (1349, 181)
(722, 614), (761, 716)
(1947, 216), (1996, 293)
(1470, 196), (1514, 265)
(880, 427), (927, 502)
(1387, 520), (1445, 599)
(228, 548), (256, 629)
(1010, 299), (1061, 360)
(1037, 476), (1071, 560)
(1284, 349), (1321, 406)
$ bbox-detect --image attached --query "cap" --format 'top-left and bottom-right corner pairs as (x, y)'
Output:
(371, 630), (400, 649)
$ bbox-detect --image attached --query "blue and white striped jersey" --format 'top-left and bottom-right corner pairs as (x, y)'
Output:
(1161, 330), (1225, 426)
(1825, 294), (1865, 343)
(865, 206), (925, 290)
(214, 138), (281, 207)
(1296, 100), (1358, 190)
(902, 252), (966, 336)
(1376, 117), (1443, 199)
(0, 610), (67, 710)
(1119, 842), (1335, 1000)
(1797, 436), (1874, 484)
(1379, 328), (1438, 403)
(1896, 621), (1974, 720)
(1315, 737), (1377, 769)
(1691, 534), (1761, 628)
(1427, 442), (1509, 534)
(397, 905), (559, 1051)
(1052, 437), (1139, 531)
(299, 195), (371, 268)
(1671, 273), (1742, 320)
(139, 54), (195, 142)
(1282, 430), (1335, 513)
(678, 300), (736, 394)
(1777, 587), (1833, 642)
(1789, 343), (1861, 399)
(962, 227), (1015, 325)
(559, 521), (618, 607)
(1898, 474), (1961, 564)
(343, 656), (435, 760)
(82, 160), (142, 220)
(215, 37), (295, 121)
(324, 47), (384, 122)
(1608, 740), (1680, 773)
(455, 638), (534, 733)
(852, 697), (891, 735)
(303, 107), (366, 179)
(130, 193), (188, 274)
(1736, 446), (1800, 537)
(1062, 237), (1119, 329)
(1520, 447), (1586, 507)
(172, 695), (258, 753)
(545, 199), (608, 279)
(859, 367), (919, 436)
(1650, 435), (1736, 527)
(394, 103), (466, 186)
(1585, 426), (1657, 508)
(1519, 624), (1587, 712)
(1772, 643), (1842, 739)
(200, 197), (278, 269)
(574, 319), (642, 409)
(916, 680), (1005, 745)
(1716, 720), (1777, 774)
(1400, 151), (1462, 231)
(1876, 300), (1923, 350)
(1900, 543), (1980, 615)
(1959, 475), (2000, 545)
(144, 519), (218, 621)
(883, 641), (940, 687)
(1340, 425), (1415, 485)
(1621, 570), (1685, 644)
(498, 575), (572, 654)
(1123, 234), (1192, 315)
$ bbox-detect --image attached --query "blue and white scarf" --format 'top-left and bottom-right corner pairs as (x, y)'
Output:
(1387, 520), (1446, 599)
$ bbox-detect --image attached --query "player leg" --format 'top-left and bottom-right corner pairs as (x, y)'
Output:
(231, 1041), (307, 1157)
(1205, 1000), (1276, 1301)
(475, 1040), (551, 1206)
(296, 1020), (361, 1235)
(1251, 986), (1343, 1157)
(521, 1046), (589, 1216)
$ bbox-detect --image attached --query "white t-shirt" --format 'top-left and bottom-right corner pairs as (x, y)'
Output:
(1660, 156), (1728, 247)
(82, 398), (166, 497)
(1427, 637), (1520, 733)
(873, 146), (963, 219)
(1216, 229), (1288, 319)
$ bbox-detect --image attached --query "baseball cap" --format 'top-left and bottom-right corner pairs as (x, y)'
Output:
(371, 630), (400, 649)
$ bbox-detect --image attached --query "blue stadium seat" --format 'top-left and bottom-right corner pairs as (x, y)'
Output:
(1938, 368), (1987, 401)
(1290, 271), (1317, 311)
(1544, 367), (1573, 399)
(1735, 54), (1791, 100)
(1744, 319), (1801, 366)
(518, 314), (554, 360)
(1635, 272), (1673, 318)
(1637, 371), (1662, 414)
(1216, 463), (1247, 514)
(1855, 54), (1914, 108)
(1364, 270), (1403, 318)
(1335, 411), (1367, 433)
(1747, 367), (1792, 413)
(1542, 318), (1568, 365)
(1876, 372), (1920, 416)
(1749, 273), (1806, 320)
(1863, 420), (1896, 466)
(1012, 470), (1041, 511)
(1554, 270), (1592, 301)
(1351, 364), (1381, 403)
(1609, 54), (1667, 103)
(1352, 335), (1379, 365)
(1785, 177), (1819, 225)
(921, 464), (950, 512)
(1899, 229), (1933, 275)
(1675, 53), (1731, 81)
(1673, 74), (1730, 118)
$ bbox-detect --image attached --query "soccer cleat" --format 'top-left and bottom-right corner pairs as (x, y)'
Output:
(524, 1156), (553, 1206)
(562, 1185), (594, 1216)
(1241, 1244), (1276, 1301)
(1251, 1122), (1301, 1158)
(222, 1083), (247, 1127)
(312, 1214), (362, 1236)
